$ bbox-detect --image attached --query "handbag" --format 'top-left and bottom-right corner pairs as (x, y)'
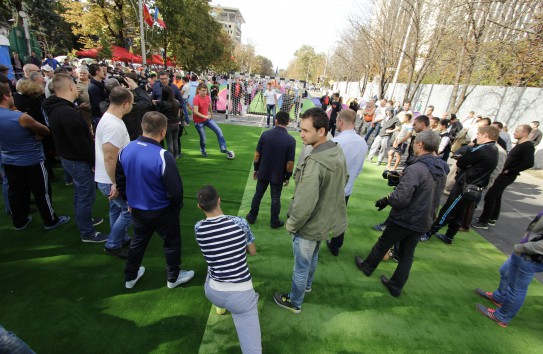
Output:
(462, 183), (482, 201)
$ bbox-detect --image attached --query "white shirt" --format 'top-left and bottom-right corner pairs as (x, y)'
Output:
(181, 84), (190, 99)
(263, 89), (276, 105)
(374, 105), (386, 122)
(332, 129), (368, 196)
(94, 112), (130, 184)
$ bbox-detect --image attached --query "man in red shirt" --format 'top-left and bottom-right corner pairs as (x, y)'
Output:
(193, 83), (234, 158)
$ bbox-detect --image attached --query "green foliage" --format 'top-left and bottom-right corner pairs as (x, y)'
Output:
(286, 45), (325, 82)
(254, 55), (274, 76)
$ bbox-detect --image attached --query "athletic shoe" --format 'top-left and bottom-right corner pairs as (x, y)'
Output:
(436, 233), (453, 244)
(104, 246), (129, 259)
(354, 256), (372, 276)
(474, 288), (503, 307)
(65, 182), (73, 186)
(472, 221), (489, 230)
(380, 275), (400, 297)
(273, 292), (301, 314)
(475, 303), (508, 328)
(390, 250), (399, 262)
(14, 216), (32, 231)
(374, 161), (382, 166)
(81, 231), (108, 243)
(125, 266), (145, 289)
(419, 233), (432, 242)
(216, 306), (227, 315)
(201, 151), (208, 158)
(372, 222), (387, 232)
(305, 287), (312, 293)
(167, 270), (195, 289)
(44, 216), (70, 231)
(92, 217), (104, 227)
(488, 219), (496, 226)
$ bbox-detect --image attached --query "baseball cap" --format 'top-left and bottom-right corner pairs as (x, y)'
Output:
(42, 65), (53, 72)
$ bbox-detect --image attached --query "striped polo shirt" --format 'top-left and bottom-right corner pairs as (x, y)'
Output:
(195, 215), (255, 291)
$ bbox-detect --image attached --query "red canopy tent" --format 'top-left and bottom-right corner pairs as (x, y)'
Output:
(75, 46), (175, 66)
(75, 48), (99, 58)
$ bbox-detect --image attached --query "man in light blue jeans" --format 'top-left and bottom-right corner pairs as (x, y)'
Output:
(273, 108), (348, 313)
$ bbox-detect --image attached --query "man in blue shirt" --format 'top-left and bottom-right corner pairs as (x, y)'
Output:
(116, 111), (194, 289)
(41, 53), (59, 70)
(0, 84), (69, 231)
(327, 109), (368, 256)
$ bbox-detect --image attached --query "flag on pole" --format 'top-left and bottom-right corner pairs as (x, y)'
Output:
(154, 6), (166, 29)
(143, 3), (154, 27)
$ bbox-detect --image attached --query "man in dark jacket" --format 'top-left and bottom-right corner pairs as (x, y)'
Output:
(88, 63), (108, 129)
(473, 124), (534, 229)
(246, 111), (296, 228)
(42, 74), (106, 243)
(422, 125), (499, 244)
(122, 73), (153, 140)
(355, 130), (448, 297)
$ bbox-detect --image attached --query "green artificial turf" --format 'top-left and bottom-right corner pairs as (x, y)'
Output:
(1, 124), (543, 354)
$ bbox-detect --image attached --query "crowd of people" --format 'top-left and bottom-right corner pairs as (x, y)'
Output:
(1, 53), (543, 352)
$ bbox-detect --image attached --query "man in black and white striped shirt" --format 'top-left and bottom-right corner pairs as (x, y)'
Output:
(195, 185), (260, 354)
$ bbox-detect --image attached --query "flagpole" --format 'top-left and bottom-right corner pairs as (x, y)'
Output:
(138, 0), (147, 65)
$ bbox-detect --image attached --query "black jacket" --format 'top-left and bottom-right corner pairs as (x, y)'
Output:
(387, 153), (449, 232)
(456, 142), (498, 187)
(42, 95), (95, 165)
(254, 126), (296, 185)
(88, 77), (107, 119)
(123, 87), (153, 141)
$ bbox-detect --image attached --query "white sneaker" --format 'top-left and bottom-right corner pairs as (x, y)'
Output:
(167, 270), (195, 289)
(125, 266), (145, 289)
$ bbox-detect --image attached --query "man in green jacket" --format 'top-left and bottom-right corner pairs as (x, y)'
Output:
(274, 108), (348, 313)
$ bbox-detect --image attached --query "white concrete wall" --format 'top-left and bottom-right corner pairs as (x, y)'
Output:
(332, 81), (543, 168)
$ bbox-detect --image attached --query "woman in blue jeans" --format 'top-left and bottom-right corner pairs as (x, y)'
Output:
(475, 209), (543, 327)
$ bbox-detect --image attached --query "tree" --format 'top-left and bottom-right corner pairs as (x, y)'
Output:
(254, 55), (274, 76)
(285, 45), (325, 83)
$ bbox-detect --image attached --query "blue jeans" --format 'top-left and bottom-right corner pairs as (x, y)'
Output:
(194, 119), (227, 153)
(61, 159), (96, 237)
(289, 234), (321, 309)
(180, 98), (190, 125)
(266, 104), (276, 126)
(491, 253), (543, 323)
(0, 325), (36, 353)
(97, 183), (132, 249)
(365, 122), (381, 142)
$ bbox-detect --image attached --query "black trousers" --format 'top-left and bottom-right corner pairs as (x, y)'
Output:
(478, 173), (517, 223)
(430, 183), (472, 239)
(4, 162), (58, 228)
(125, 206), (181, 282)
(248, 179), (283, 225)
(330, 196), (350, 251)
(363, 222), (420, 296)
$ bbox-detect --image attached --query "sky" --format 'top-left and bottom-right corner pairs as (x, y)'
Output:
(211, 0), (361, 70)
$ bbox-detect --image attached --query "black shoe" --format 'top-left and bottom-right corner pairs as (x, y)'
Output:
(354, 256), (372, 276)
(472, 221), (489, 230)
(246, 213), (256, 224)
(488, 219), (496, 226)
(273, 292), (301, 313)
(104, 246), (129, 259)
(380, 275), (400, 297)
(326, 240), (338, 256)
(270, 221), (284, 229)
(92, 217), (104, 227)
(436, 233), (453, 244)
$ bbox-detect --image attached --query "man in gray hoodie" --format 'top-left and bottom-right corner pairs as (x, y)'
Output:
(355, 130), (449, 297)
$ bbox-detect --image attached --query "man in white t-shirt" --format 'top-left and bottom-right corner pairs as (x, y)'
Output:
(263, 82), (278, 128)
(95, 85), (134, 259)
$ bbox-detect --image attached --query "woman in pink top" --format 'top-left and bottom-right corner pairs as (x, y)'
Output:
(193, 83), (234, 158)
